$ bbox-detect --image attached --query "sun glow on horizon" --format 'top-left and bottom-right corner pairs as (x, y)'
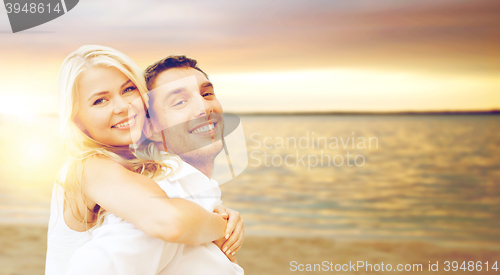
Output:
(22, 136), (51, 167)
(0, 94), (58, 119)
(0, 117), (65, 189)
(210, 68), (497, 113)
(0, 68), (497, 116)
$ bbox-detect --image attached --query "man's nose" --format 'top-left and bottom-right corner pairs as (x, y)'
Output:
(192, 95), (213, 118)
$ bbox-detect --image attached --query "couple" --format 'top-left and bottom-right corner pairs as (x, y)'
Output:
(45, 45), (245, 274)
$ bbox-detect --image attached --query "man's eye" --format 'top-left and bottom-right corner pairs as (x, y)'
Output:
(93, 98), (107, 106)
(172, 100), (187, 107)
(123, 86), (137, 94)
(203, 92), (215, 98)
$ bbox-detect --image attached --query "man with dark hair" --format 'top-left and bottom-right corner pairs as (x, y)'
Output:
(144, 55), (208, 90)
(143, 55), (225, 179)
(139, 55), (245, 273)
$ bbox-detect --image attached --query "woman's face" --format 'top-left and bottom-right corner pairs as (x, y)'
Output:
(74, 66), (146, 147)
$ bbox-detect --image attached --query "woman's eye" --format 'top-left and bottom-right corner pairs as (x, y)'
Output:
(93, 98), (107, 106)
(123, 86), (137, 94)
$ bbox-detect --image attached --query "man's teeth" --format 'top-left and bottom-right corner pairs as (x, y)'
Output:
(112, 117), (135, 128)
(191, 124), (214, 134)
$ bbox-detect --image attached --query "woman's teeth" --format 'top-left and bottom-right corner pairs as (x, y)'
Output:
(191, 124), (214, 134)
(112, 116), (135, 128)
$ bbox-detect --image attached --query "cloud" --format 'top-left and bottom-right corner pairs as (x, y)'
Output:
(0, 0), (498, 112)
(2, 0), (498, 73)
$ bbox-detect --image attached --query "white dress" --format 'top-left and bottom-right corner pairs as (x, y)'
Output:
(45, 184), (96, 274)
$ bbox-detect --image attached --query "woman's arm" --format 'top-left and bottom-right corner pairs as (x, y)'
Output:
(81, 156), (226, 245)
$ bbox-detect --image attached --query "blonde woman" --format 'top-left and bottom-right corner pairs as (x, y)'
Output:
(45, 45), (240, 274)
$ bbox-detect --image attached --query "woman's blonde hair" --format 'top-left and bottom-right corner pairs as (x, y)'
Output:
(56, 45), (168, 229)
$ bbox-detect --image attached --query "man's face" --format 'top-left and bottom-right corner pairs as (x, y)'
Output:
(148, 67), (224, 164)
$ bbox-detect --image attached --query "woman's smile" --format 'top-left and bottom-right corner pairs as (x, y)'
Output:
(111, 114), (137, 130)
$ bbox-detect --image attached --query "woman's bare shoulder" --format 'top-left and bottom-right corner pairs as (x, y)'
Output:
(80, 155), (155, 199)
(81, 155), (131, 183)
(85, 154), (125, 168)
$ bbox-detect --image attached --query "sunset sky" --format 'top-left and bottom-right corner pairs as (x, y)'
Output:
(0, 0), (498, 115)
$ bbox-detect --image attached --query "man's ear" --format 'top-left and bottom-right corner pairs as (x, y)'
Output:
(143, 120), (163, 142)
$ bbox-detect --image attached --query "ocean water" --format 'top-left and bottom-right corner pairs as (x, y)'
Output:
(220, 114), (500, 247)
(0, 114), (499, 247)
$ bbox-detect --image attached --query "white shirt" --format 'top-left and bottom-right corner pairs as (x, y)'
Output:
(64, 158), (244, 275)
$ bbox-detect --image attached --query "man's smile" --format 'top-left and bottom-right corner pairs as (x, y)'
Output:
(189, 121), (218, 135)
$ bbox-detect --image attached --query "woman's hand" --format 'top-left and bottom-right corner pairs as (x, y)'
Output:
(212, 205), (244, 262)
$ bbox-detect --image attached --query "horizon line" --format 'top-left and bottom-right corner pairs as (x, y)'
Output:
(230, 109), (500, 116)
(9, 109), (499, 117)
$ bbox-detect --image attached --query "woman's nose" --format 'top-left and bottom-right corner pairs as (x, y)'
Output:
(113, 96), (130, 115)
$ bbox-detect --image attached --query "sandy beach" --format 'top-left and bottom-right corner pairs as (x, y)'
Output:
(1, 224), (499, 275)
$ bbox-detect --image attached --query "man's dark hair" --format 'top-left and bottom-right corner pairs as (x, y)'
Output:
(144, 55), (208, 91)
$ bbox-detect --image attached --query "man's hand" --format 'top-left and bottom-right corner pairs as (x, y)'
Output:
(213, 205), (244, 263)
